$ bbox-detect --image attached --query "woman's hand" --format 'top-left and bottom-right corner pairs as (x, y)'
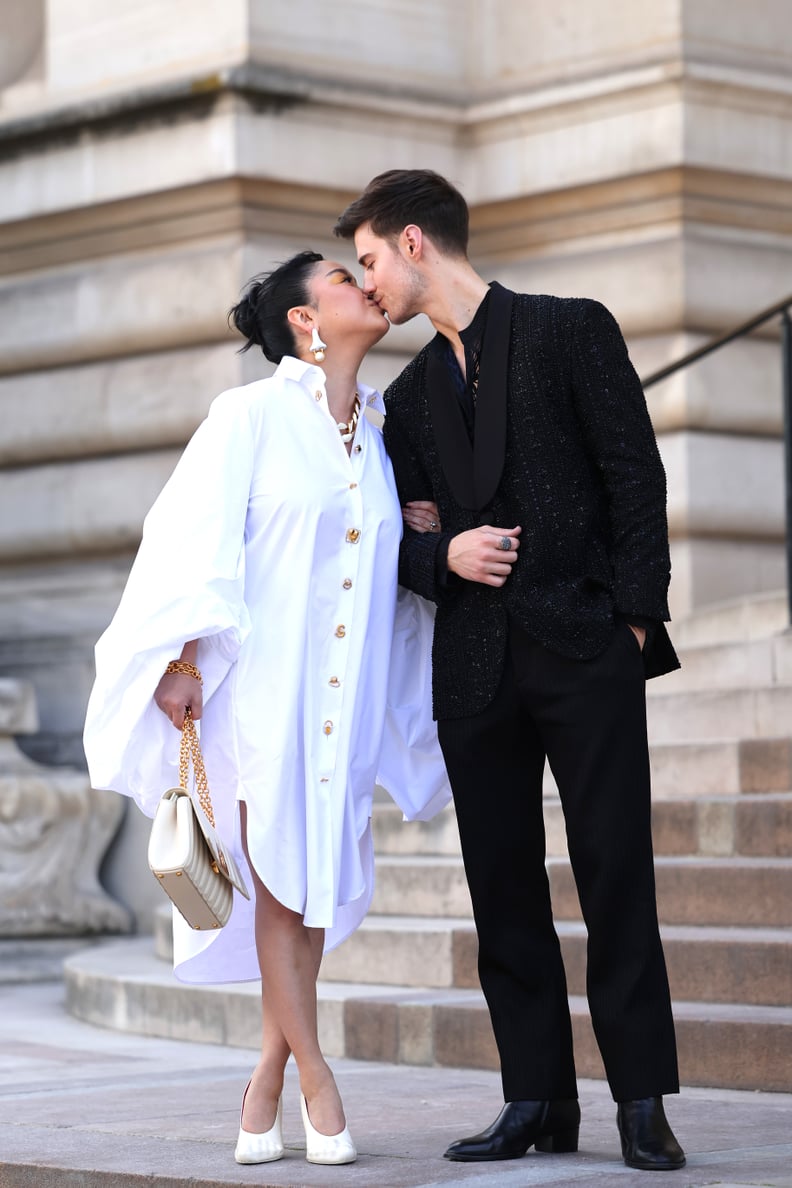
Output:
(154, 673), (203, 729)
(402, 500), (441, 534)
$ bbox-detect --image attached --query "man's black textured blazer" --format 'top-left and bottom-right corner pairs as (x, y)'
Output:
(383, 282), (680, 721)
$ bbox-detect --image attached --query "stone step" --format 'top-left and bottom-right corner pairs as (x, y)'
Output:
(580, 737), (792, 797)
(380, 738), (792, 818)
(370, 855), (792, 926)
(449, 921), (792, 1007)
(371, 855), (473, 918)
(673, 590), (789, 648)
(155, 869), (792, 1002)
(349, 917), (790, 1006)
(732, 792), (792, 856)
(647, 633), (792, 694)
(317, 916), (792, 1007)
(646, 686), (792, 742)
(373, 791), (792, 859)
(0, 937), (101, 984)
(373, 799), (462, 857)
(63, 939), (792, 1093)
(550, 856), (792, 927)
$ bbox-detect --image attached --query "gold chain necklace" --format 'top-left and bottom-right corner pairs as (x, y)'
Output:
(337, 395), (361, 443)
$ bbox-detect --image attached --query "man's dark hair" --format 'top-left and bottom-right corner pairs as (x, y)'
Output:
(334, 170), (469, 256)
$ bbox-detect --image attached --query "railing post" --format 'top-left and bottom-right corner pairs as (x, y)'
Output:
(782, 308), (792, 626)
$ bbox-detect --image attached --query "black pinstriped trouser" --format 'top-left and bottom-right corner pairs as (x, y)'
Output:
(437, 619), (679, 1103)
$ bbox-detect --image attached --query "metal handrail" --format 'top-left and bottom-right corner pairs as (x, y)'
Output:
(641, 294), (792, 389)
(639, 294), (792, 624)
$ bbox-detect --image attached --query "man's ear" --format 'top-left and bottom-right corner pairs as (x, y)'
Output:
(400, 224), (424, 261)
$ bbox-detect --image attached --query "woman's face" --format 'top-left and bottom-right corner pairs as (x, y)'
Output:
(306, 259), (389, 350)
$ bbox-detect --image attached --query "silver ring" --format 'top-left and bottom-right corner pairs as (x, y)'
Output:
(498, 536), (512, 551)
(430, 520), (438, 530)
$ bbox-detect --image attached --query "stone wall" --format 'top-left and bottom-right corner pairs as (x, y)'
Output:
(1, 0), (790, 923)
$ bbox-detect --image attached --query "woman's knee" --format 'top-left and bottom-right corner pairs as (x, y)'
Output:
(255, 884), (305, 930)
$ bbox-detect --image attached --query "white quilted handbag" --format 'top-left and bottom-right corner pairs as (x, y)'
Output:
(148, 711), (250, 930)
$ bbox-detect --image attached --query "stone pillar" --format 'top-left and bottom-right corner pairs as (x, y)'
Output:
(460, 0), (792, 614)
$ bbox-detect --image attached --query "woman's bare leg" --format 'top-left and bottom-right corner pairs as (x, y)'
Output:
(239, 804), (345, 1137)
(238, 803), (289, 1132)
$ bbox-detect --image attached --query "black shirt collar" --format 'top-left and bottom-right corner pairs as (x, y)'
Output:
(458, 287), (491, 350)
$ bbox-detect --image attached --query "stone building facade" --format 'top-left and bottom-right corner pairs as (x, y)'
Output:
(1, 1), (791, 922)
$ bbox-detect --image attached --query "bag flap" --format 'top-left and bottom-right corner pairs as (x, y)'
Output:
(160, 786), (251, 900)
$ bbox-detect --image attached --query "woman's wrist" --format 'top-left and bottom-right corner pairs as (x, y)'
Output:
(179, 639), (199, 665)
(164, 659), (203, 684)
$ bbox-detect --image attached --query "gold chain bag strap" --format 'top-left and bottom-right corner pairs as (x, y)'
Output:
(148, 710), (250, 930)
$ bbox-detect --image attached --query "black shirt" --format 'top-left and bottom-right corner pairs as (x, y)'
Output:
(443, 288), (491, 439)
(432, 290), (492, 580)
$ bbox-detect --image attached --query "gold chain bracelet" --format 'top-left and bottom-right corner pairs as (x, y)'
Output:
(165, 660), (203, 684)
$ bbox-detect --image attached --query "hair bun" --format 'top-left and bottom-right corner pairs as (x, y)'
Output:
(229, 252), (323, 363)
(229, 289), (263, 347)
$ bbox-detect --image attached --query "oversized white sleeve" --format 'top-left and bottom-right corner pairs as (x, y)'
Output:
(83, 390), (256, 816)
(376, 586), (452, 821)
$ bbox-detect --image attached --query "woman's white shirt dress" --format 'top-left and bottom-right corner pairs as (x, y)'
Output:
(83, 356), (450, 984)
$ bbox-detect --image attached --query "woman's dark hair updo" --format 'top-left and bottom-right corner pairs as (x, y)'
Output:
(228, 250), (323, 363)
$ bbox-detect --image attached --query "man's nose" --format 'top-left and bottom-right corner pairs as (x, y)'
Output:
(362, 275), (375, 294)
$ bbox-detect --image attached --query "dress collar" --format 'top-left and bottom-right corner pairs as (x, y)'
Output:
(274, 356), (383, 415)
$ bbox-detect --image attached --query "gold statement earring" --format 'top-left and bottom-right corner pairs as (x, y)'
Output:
(310, 328), (327, 362)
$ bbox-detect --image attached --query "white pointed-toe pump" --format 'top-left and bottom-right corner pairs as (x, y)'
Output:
(234, 1084), (284, 1164)
(300, 1093), (357, 1165)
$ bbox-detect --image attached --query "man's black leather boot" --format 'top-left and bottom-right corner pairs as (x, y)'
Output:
(443, 1099), (580, 1162)
(617, 1097), (685, 1170)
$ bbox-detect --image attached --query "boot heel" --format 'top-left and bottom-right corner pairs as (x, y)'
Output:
(534, 1127), (579, 1154)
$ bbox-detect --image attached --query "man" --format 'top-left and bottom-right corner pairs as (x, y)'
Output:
(334, 170), (685, 1172)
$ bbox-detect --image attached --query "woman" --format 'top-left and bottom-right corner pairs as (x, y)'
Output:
(83, 251), (450, 1166)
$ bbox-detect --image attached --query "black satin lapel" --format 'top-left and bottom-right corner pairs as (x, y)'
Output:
(426, 338), (478, 509)
(473, 282), (514, 510)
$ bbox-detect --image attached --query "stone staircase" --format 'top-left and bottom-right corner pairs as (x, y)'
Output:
(64, 591), (792, 1092)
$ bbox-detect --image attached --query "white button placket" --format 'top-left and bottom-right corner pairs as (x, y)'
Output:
(317, 406), (365, 791)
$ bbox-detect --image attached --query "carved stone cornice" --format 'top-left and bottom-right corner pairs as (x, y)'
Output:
(3, 166), (791, 281)
(469, 166), (792, 259)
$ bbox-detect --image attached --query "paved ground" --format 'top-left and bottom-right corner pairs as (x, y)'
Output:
(2, 975), (792, 1188)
